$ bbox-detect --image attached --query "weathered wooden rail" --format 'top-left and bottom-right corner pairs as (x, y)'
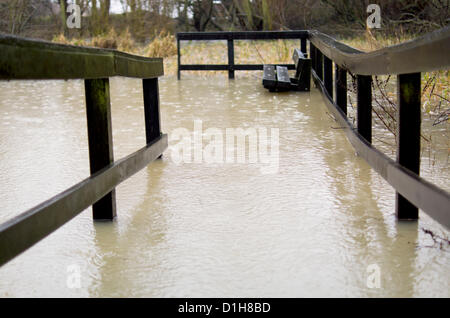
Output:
(176, 31), (308, 79)
(0, 35), (167, 266)
(309, 26), (450, 228)
(176, 28), (450, 230)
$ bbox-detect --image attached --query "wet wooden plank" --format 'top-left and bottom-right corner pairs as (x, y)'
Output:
(177, 31), (308, 40)
(0, 34), (163, 80)
(180, 64), (295, 71)
(114, 51), (164, 79)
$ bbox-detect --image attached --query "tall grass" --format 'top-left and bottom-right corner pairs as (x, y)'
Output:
(52, 28), (136, 53)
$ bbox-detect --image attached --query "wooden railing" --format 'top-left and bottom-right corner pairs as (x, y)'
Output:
(1, 27), (449, 268)
(175, 28), (450, 230)
(176, 31), (308, 79)
(0, 34), (168, 266)
(309, 26), (450, 229)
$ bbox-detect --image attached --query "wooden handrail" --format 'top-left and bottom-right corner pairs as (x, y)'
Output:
(312, 71), (450, 229)
(309, 26), (450, 75)
(0, 135), (167, 267)
(309, 26), (450, 228)
(0, 35), (167, 266)
(0, 34), (164, 80)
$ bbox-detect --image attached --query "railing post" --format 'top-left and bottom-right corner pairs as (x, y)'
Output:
(324, 55), (333, 98)
(310, 43), (316, 72)
(335, 65), (347, 115)
(177, 38), (181, 80)
(84, 78), (116, 220)
(357, 75), (372, 143)
(396, 73), (421, 220)
(301, 38), (307, 55)
(316, 50), (323, 81)
(143, 78), (162, 144)
(227, 38), (235, 79)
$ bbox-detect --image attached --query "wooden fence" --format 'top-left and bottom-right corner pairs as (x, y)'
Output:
(0, 35), (167, 266)
(175, 28), (450, 230)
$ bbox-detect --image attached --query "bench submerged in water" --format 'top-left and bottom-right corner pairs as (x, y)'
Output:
(262, 48), (311, 92)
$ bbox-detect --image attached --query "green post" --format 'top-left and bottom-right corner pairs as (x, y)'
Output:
(84, 78), (117, 220)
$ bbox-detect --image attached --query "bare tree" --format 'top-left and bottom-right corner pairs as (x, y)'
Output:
(2, 0), (50, 35)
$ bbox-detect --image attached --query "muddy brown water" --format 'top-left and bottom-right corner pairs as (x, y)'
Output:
(0, 75), (448, 297)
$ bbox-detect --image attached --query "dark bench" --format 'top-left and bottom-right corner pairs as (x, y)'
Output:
(262, 48), (311, 92)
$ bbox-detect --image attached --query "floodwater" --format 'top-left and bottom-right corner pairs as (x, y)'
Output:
(0, 75), (448, 297)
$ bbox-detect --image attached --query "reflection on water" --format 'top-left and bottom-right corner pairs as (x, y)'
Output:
(0, 75), (448, 297)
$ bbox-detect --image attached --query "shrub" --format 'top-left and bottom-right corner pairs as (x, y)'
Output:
(146, 30), (177, 58)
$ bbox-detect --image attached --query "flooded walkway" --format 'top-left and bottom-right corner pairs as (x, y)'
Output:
(0, 76), (449, 297)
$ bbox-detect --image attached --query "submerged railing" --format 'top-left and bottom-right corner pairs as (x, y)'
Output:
(1, 28), (449, 268)
(308, 27), (450, 229)
(175, 28), (450, 230)
(0, 35), (168, 266)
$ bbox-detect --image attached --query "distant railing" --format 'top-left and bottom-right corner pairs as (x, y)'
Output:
(308, 26), (450, 229)
(176, 31), (308, 79)
(0, 34), (168, 266)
